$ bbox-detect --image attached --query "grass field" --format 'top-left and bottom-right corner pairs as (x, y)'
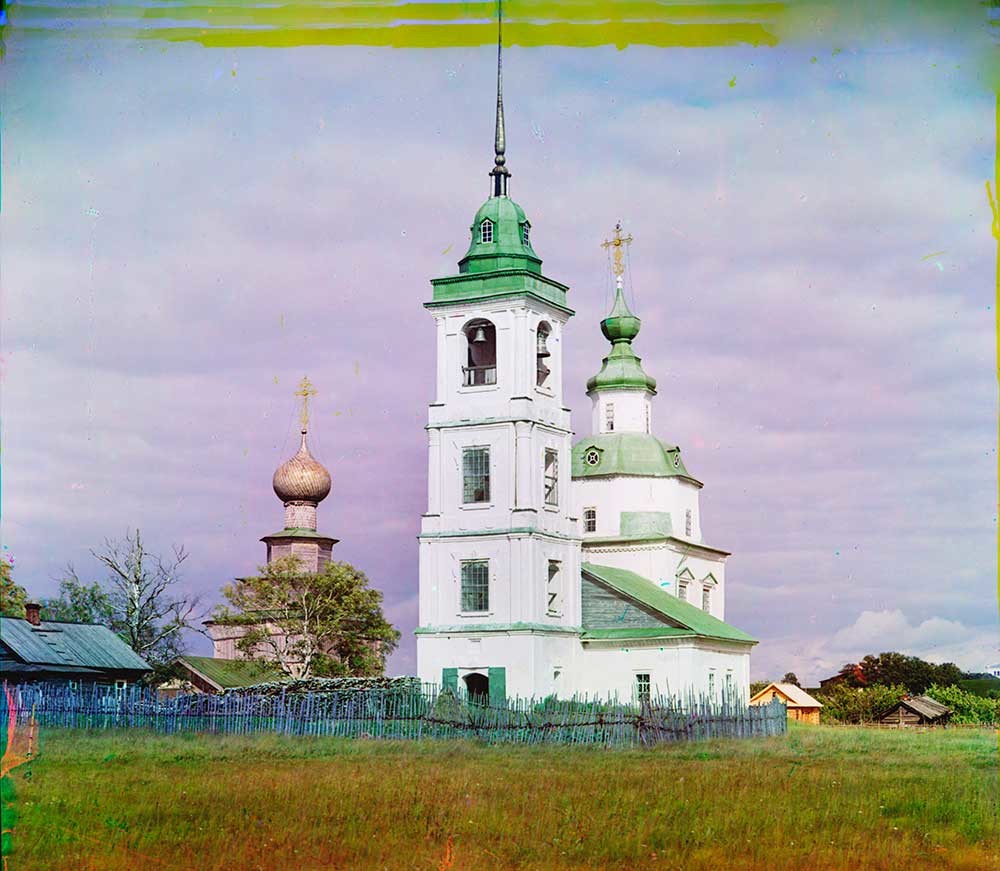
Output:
(6, 725), (997, 871)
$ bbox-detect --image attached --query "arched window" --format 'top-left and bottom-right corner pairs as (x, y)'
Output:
(536, 322), (551, 387)
(463, 319), (497, 386)
(480, 219), (494, 243)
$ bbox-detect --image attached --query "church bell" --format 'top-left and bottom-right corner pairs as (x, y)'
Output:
(536, 331), (551, 357)
(472, 326), (488, 343)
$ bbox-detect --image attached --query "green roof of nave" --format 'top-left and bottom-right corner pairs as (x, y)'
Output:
(428, 195), (571, 313)
(571, 432), (700, 484)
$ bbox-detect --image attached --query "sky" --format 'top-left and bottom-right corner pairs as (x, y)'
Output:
(2, 9), (997, 684)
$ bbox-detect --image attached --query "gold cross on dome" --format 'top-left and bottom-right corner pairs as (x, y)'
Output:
(601, 221), (633, 277)
(294, 376), (318, 430)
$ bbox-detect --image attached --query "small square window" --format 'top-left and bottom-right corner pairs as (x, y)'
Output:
(583, 507), (597, 533)
(635, 673), (651, 703)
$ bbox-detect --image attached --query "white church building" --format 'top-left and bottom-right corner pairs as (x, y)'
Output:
(415, 39), (756, 705)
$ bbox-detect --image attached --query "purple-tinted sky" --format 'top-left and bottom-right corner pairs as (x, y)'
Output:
(3, 26), (996, 683)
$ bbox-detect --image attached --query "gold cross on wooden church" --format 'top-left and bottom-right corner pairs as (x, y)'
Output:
(601, 222), (633, 277)
(294, 376), (318, 430)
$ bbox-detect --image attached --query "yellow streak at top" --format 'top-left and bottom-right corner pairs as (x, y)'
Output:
(9, 1), (785, 49)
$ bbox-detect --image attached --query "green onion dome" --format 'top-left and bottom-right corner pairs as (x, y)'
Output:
(587, 286), (656, 394)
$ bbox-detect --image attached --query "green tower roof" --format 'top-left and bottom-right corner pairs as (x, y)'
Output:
(586, 285), (656, 394)
(458, 196), (540, 275)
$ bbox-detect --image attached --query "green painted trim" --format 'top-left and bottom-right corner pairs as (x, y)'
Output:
(425, 288), (574, 317)
(415, 622), (582, 635)
(441, 667), (458, 693)
(580, 627), (696, 640)
(260, 527), (338, 542)
(418, 527), (581, 542)
(487, 666), (506, 706)
(582, 562), (756, 644)
(582, 535), (729, 556)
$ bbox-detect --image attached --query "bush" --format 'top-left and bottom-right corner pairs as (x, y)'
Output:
(925, 684), (1000, 725)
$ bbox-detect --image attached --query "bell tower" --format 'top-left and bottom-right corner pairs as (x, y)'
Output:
(415, 6), (582, 702)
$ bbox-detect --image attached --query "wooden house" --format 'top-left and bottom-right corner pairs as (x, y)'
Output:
(878, 695), (952, 727)
(0, 605), (151, 686)
(749, 682), (823, 724)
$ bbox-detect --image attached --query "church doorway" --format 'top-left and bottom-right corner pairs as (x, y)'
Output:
(463, 672), (490, 706)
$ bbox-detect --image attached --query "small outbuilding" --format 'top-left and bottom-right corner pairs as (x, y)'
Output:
(750, 682), (824, 724)
(167, 655), (285, 695)
(878, 695), (952, 727)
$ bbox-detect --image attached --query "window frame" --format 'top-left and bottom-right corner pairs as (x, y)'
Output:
(685, 509), (693, 537)
(584, 448), (601, 467)
(583, 506), (597, 533)
(461, 446), (491, 505)
(460, 559), (490, 614)
(479, 219), (494, 243)
(543, 448), (559, 507)
(678, 582), (688, 602)
(546, 560), (562, 616)
(701, 585), (711, 612)
(635, 672), (651, 704)
(521, 222), (531, 244)
(605, 402), (615, 432)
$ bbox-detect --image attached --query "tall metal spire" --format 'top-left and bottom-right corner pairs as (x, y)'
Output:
(489, 0), (510, 197)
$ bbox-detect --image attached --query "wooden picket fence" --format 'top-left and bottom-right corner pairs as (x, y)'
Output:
(5, 681), (786, 747)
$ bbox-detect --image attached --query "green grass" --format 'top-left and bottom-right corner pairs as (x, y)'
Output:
(7, 724), (997, 870)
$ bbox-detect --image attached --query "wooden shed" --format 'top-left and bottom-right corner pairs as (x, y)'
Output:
(167, 656), (285, 695)
(878, 695), (952, 727)
(749, 682), (823, 724)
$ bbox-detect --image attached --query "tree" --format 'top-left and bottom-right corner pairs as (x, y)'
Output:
(214, 556), (400, 678)
(39, 569), (114, 625)
(93, 529), (200, 671)
(781, 672), (801, 687)
(749, 680), (770, 696)
(0, 558), (27, 618)
(852, 652), (965, 695)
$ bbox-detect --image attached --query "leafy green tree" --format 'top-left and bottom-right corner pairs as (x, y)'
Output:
(39, 569), (114, 625)
(214, 556), (400, 678)
(749, 680), (770, 696)
(781, 672), (801, 687)
(855, 652), (965, 694)
(0, 558), (27, 618)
